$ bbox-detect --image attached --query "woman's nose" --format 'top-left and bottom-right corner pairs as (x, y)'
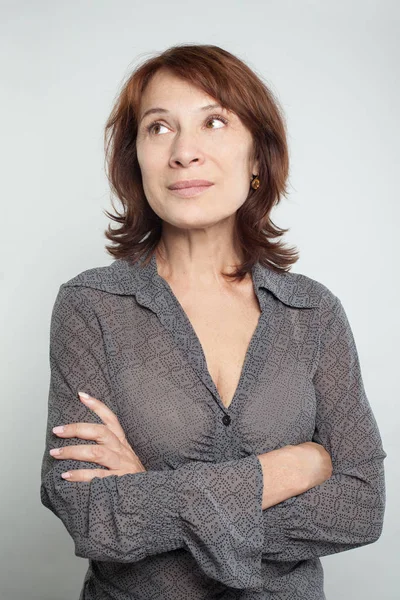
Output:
(169, 132), (206, 168)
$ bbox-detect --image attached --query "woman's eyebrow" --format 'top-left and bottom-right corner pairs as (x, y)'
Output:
(139, 103), (222, 124)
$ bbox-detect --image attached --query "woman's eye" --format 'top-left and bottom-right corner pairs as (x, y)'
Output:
(205, 115), (227, 129)
(147, 122), (168, 135)
(146, 114), (227, 136)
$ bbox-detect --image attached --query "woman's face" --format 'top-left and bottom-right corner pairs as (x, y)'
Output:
(136, 69), (259, 229)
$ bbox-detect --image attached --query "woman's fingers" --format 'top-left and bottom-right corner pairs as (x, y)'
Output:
(52, 421), (120, 451)
(49, 443), (120, 470)
(78, 392), (128, 443)
(50, 392), (146, 481)
(61, 468), (111, 482)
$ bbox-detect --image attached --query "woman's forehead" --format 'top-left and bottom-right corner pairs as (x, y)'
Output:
(139, 71), (219, 112)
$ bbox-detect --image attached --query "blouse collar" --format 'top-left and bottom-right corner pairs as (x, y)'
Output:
(63, 250), (321, 309)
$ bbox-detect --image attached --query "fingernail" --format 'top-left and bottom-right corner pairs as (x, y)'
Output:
(53, 426), (65, 434)
(50, 448), (61, 456)
(61, 472), (71, 479)
(79, 392), (94, 404)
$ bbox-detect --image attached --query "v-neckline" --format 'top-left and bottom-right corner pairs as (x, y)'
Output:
(150, 252), (267, 415)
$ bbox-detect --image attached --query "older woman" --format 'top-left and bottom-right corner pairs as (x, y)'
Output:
(40, 44), (386, 600)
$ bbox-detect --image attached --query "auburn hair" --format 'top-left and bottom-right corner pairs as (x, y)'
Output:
(103, 43), (299, 280)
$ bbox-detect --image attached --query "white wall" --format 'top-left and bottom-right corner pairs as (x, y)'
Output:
(1, 1), (398, 598)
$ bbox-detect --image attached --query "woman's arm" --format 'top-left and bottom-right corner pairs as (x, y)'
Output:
(257, 292), (387, 561)
(258, 441), (333, 510)
(40, 284), (265, 590)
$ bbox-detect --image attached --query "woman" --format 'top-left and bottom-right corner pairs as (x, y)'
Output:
(40, 44), (387, 600)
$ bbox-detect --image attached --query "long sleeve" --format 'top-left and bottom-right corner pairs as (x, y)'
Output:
(260, 291), (387, 561)
(40, 285), (264, 589)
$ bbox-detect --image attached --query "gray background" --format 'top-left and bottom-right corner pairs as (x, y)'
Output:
(1, 1), (398, 598)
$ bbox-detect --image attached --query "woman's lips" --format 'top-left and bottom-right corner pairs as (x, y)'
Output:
(168, 184), (214, 198)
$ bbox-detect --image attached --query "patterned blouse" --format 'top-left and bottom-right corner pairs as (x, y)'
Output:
(40, 250), (387, 600)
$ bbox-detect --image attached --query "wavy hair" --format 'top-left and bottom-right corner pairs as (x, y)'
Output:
(103, 43), (299, 280)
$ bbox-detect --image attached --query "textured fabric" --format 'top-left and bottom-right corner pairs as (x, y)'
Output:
(40, 250), (387, 599)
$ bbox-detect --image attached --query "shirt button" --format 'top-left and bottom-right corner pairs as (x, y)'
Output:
(222, 415), (231, 426)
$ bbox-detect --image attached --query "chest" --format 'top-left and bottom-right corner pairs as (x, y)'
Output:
(103, 290), (320, 470)
(181, 294), (262, 409)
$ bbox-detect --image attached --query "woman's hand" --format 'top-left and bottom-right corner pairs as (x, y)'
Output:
(287, 441), (333, 492)
(50, 392), (146, 481)
(258, 442), (333, 509)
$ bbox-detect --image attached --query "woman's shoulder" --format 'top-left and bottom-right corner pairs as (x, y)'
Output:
(257, 263), (339, 310)
(50, 260), (135, 323)
(59, 259), (140, 297)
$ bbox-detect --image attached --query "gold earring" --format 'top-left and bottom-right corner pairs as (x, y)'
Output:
(251, 175), (260, 190)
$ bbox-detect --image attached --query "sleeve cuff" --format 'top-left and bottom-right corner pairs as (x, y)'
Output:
(174, 454), (264, 589)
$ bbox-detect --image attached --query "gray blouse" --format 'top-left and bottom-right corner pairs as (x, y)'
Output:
(40, 250), (387, 600)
